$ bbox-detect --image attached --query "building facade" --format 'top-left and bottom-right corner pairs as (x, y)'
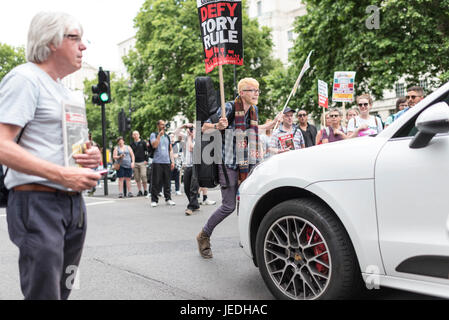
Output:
(61, 61), (97, 100)
(246, 0), (306, 65)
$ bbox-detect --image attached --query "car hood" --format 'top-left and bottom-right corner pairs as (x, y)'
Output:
(239, 136), (387, 195)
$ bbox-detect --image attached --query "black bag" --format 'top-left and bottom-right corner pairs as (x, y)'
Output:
(0, 127), (26, 208)
(148, 135), (155, 159)
(0, 166), (8, 208)
(194, 76), (236, 189)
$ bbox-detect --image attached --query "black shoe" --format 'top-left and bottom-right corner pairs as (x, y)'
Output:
(144, 190), (148, 196)
(137, 190), (143, 197)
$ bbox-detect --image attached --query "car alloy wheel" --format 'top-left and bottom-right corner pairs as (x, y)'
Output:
(263, 216), (331, 300)
(256, 198), (362, 300)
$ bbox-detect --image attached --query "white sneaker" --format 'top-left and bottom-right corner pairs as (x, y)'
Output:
(166, 200), (176, 206)
(203, 199), (216, 205)
(146, 194), (151, 199)
(151, 202), (158, 207)
(176, 191), (182, 196)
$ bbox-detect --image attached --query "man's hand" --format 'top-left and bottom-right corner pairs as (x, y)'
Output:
(170, 162), (175, 171)
(217, 117), (228, 130)
(59, 167), (101, 191)
(73, 146), (101, 169)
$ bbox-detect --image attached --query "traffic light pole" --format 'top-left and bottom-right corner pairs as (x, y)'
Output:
(101, 102), (109, 196)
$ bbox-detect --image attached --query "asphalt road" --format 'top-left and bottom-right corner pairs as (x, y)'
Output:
(0, 181), (441, 300)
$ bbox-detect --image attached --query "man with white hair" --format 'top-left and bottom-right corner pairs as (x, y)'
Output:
(0, 12), (102, 300)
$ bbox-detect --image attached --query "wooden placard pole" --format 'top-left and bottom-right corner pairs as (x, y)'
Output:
(219, 65), (226, 118)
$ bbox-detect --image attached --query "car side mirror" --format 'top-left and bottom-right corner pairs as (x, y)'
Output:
(410, 102), (449, 149)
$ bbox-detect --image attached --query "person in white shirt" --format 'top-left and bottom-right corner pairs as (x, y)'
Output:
(0, 11), (101, 300)
(347, 94), (383, 138)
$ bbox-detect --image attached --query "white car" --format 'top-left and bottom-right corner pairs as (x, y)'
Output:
(238, 82), (449, 300)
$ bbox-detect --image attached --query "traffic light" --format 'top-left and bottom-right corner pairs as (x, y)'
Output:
(118, 109), (126, 133)
(92, 67), (111, 105)
(125, 117), (132, 131)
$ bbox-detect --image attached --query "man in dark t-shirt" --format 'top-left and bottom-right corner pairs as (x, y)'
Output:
(297, 109), (317, 148)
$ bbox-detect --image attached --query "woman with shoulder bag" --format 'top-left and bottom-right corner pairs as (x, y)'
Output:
(113, 136), (135, 198)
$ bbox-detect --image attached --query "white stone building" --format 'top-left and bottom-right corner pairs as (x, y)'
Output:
(117, 36), (137, 78)
(246, 0), (306, 65)
(61, 61), (98, 100)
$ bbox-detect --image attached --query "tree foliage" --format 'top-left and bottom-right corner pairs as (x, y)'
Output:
(269, 0), (449, 121)
(124, 0), (281, 134)
(0, 43), (26, 81)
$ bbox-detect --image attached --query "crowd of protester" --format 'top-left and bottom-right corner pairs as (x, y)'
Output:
(101, 85), (425, 205)
(95, 84), (426, 261)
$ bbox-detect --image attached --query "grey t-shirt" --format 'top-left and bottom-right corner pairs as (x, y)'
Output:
(0, 62), (83, 190)
(150, 133), (170, 164)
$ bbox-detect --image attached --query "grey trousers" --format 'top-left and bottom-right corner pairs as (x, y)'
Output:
(203, 166), (239, 236)
(6, 190), (87, 300)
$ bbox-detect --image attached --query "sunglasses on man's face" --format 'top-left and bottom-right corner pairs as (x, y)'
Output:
(297, 114), (307, 117)
(329, 114), (340, 118)
(358, 103), (369, 107)
(406, 95), (421, 100)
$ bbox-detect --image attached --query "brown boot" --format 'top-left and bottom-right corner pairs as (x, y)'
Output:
(196, 230), (213, 259)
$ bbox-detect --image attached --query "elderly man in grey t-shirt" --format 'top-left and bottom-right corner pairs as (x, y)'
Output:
(0, 12), (101, 300)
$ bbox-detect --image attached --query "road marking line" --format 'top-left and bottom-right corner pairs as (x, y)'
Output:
(85, 201), (115, 207)
(0, 214), (6, 218)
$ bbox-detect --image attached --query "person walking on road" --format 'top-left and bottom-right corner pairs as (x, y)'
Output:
(113, 136), (135, 198)
(0, 11), (102, 300)
(131, 130), (148, 197)
(150, 120), (175, 207)
(196, 78), (279, 259)
(178, 124), (200, 216)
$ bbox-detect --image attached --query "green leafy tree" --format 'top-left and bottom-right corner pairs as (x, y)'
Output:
(270, 0), (449, 121)
(124, 0), (281, 133)
(0, 43), (26, 81)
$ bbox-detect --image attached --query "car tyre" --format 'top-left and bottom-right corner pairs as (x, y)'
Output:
(255, 198), (363, 300)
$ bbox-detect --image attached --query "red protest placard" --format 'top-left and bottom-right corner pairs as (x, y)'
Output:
(197, 0), (243, 73)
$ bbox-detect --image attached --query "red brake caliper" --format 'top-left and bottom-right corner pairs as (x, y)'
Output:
(306, 227), (329, 274)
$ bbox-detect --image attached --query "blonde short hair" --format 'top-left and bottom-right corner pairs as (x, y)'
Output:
(238, 77), (259, 93)
(27, 11), (83, 63)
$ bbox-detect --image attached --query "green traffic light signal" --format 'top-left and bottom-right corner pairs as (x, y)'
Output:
(100, 92), (109, 102)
